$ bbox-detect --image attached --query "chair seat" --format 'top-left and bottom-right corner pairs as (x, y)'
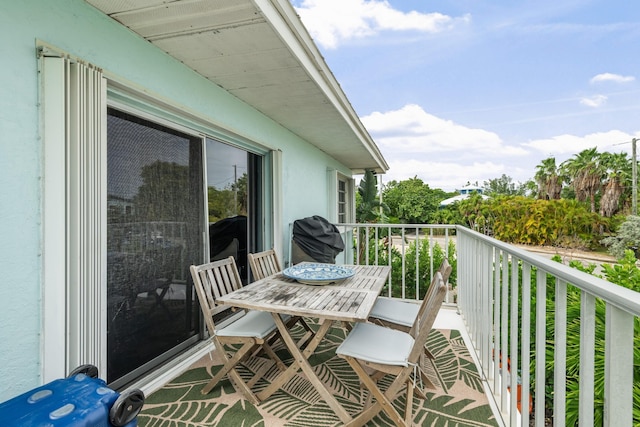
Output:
(216, 310), (277, 339)
(369, 297), (419, 327)
(336, 322), (414, 367)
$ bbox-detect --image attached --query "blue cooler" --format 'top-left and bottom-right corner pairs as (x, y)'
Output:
(0, 365), (144, 426)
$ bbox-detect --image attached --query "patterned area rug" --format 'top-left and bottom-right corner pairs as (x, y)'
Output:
(139, 324), (498, 427)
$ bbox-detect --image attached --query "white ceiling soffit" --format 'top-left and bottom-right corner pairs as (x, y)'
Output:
(85, 0), (388, 173)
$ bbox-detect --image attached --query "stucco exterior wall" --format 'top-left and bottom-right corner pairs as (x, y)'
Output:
(0, 0), (351, 400)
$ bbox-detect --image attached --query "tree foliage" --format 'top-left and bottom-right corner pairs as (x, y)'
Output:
(208, 173), (247, 222)
(599, 152), (631, 217)
(560, 147), (606, 213)
(458, 195), (605, 247)
(356, 169), (388, 223)
(383, 177), (452, 224)
(546, 252), (640, 425)
(535, 157), (563, 200)
(531, 149), (633, 218)
(363, 144), (636, 246)
(483, 174), (526, 196)
(502, 250), (640, 426)
(134, 160), (191, 221)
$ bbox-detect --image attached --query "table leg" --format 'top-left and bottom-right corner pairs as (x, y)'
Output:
(257, 318), (330, 400)
(258, 314), (352, 424)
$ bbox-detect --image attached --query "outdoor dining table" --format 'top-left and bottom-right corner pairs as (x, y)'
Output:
(217, 263), (391, 424)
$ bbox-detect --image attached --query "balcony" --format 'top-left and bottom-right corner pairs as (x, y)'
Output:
(140, 223), (640, 426)
(335, 223), (640, 426)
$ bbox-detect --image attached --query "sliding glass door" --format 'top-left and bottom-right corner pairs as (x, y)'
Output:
(106, 108), (204, 386)
(106, 109), (264, 386)
(43, 54), (270, 387)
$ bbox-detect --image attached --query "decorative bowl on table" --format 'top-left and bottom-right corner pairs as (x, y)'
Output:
(282, 263), (355, 285)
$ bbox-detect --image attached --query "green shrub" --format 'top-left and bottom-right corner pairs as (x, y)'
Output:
(601, 215), (640, 259)
(354, 232), (456, 299)
(458, 195), (606, 247)
(536, 250), (640, 425)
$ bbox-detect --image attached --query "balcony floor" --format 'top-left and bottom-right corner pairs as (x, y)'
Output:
(137, 307), (504, 426)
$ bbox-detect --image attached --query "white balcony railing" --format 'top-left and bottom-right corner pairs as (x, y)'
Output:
(334, 223), (457, 302)
(328, 223), (640, 427)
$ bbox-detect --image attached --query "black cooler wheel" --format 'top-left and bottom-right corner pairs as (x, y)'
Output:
(67, 364), (99, 379)
(109, 388), (145, 427)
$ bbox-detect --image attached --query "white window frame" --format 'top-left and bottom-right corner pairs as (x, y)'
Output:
(326, 169), (354, 224)
(337, 173), (355, 224)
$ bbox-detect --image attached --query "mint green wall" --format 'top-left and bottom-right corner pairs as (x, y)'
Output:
(0, 0), (351, 399)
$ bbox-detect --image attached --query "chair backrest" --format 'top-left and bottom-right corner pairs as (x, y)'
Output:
(438, 258), (453, 284)
(190, 256), (243, 335)
(248, 249), (282, 281)
(408, 271), (447, 364)
(409, 259), (451, 336)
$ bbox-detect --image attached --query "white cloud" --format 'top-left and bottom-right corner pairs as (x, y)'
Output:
(523, 130), (636, 157)
(362, 104), (532, 190)
(580, 94), (607, 108)
(590, 73), (635, 84)
(364, 105), (640, 191)
(362, 104), (528, 156)
(382, 159), (521, 192)
(293, 0), (470, 49)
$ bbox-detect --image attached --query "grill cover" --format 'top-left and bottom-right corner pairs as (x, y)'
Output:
(292, 215), (344, 263)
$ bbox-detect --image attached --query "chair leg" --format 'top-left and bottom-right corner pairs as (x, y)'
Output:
(154, 285), (173, 318)
(413, 381), (427, 400)
(405, 379), (414, 426)
(202, 342), (252, 394)
(345, 357), (407, 427)
(246, 361), (271, 388)
(418, 351), (438, 390)
(285, 316), (315, 349)
(202, 340), (263, 404)
(227, 367), (260, 404)
(260, 341), (287, 372)
(361, 371), (385, 407)
(294, 317), (316, 349)
(341, 321), (353, 332)
(346, 403), (385, 427)
(263, 316), (314, 351)
(298, 317), (314, 333)
(419, 369), (437, 391)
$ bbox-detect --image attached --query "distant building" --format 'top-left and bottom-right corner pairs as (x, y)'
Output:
(440, 184), (489, 207)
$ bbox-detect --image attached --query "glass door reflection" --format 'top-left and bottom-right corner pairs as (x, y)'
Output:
(206, 139), (262, 283)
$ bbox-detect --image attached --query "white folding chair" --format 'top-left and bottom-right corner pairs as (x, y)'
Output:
(368, 259), (451, 332)
(336, 272), (447, 427)
(190, 256), (285, 404)
(247, 249), (281, 281)
(368, 259), (452, 394)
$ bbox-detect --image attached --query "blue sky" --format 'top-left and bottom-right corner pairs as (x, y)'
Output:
(291, 0), (640, 191)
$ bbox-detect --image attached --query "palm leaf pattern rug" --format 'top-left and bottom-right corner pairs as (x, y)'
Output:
(139, 322), (498, 427)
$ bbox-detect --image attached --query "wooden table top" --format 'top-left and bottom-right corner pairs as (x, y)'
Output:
(217, 264), (391, 322)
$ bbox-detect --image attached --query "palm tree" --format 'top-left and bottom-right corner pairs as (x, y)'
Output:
(356, 169), (388, 223)
(560, 148), (605, 213)
(599, 152), (631, 217)
(355, 170), (389, 264)
(534, 157), (563, 200)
